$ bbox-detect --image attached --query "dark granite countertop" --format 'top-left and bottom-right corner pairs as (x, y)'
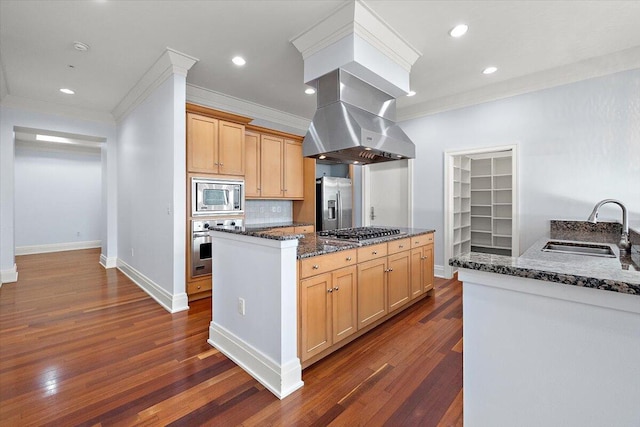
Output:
(450, 220), (640, 296)
(210, 225), (435, 259)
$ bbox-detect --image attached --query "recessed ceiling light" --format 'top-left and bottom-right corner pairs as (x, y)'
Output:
(482, 66), (498, 75)
(449, 24), (468, 38)
(73, 41), (90, 52)
(305, 87), (316, 95)
(318, 155), (326, 160)
(407, 90), (416, 97)
(364, 147), (372, 151)
(232, 56), (246, 66)
(60, 88), (75, 95)
(353, 161), (359, 164)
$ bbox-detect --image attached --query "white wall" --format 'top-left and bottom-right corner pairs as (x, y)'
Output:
(14, 144), (102, 248)
(401, 69), (640, 269)
(116, 74), (187, 310)
(0, 105), (117, 281)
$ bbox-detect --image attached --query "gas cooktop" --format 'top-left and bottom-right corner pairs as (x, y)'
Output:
(319, 227), (404, 241)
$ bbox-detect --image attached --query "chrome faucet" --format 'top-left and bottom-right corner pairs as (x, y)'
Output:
(587, 199), (631, 253)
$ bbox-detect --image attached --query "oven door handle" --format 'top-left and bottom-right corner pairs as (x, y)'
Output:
(193, 232), (211, 239)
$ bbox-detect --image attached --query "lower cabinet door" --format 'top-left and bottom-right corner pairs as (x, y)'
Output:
(410, 247), (424, 299)
(387, 251), (411, 312)
(332, 265), (357, 344)
(423, 245), (434, 292)
(300, 272), (332, 361)
(357, 258), (388, 329)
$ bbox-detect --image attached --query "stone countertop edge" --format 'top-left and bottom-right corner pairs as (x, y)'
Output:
(209, 226), (436, 259)
(450, 238), (640, 296)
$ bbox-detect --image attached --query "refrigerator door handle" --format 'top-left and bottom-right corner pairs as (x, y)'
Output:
(337, 190), (341, 229)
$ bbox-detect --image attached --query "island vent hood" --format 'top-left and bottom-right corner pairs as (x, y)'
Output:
(303, 69), (415, 164)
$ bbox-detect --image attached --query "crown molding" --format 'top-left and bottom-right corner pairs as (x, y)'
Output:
(186, 84), (310, 133)
(291, 0), (421, 74)
(352, 1), (421, 71)
(397, 46), (640, 122)
(112, 47), (198, 122)
(0, 94), (115, 123)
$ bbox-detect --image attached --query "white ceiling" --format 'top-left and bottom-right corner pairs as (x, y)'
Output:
(1, 0), (640, 126)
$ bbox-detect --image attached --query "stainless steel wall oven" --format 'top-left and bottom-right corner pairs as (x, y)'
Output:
(191, 217), (243, 278)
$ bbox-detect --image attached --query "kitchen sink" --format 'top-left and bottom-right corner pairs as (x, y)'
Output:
(542, 241), (616, 258)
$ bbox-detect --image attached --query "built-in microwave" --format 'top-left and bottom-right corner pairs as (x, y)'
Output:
(192, 177), (244, 216)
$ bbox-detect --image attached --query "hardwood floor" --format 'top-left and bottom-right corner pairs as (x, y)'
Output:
(0, 249), (463, 426)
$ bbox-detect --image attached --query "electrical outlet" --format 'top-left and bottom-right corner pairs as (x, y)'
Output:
(238, 298), (246, 316)
(76, 231), (81, 237)
(271, 206), (277, 213)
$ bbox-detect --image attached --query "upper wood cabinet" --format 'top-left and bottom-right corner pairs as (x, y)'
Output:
(187, 112), (245, 176)
(283, 139), (304, 198)
(260, 134), (285, 198)
(245, 131), (304, 200)
(245, 131), (261, 197)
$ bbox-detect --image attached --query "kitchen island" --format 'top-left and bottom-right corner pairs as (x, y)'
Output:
(449, 222), (640, 426)
(207, 226), (435, 399)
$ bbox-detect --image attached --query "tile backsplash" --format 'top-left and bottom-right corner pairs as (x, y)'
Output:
(245, 200), (293, 225)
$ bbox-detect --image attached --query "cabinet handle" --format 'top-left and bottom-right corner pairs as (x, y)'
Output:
(220, 163), (224, 166)
(399, 245), (404, 248)
(334, 287), (339, 291)
(257, 187), (261, 191)
(372, 251), (377, 255)
(327, 288), (333, 293)
(421, 256), (426, 260)
(214, 162), (219, 166)
(197, 285), (201, 290)
(389, 268), (393, 272)
(312, 265), (319, 269)
(346, 257), (352, 261)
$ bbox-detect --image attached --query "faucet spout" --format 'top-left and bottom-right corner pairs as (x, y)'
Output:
(587, 199), (630, 253)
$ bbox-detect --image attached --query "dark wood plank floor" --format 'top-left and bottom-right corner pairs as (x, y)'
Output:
(0, 248), (463, 426)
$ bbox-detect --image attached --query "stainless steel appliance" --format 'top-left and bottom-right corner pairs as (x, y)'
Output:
(319, 227), (403, 242)
(316, 176), (353, 231)
(303, 69), (416, 164)
(192, 177), (244, 216)
(191, 217), (243, 278)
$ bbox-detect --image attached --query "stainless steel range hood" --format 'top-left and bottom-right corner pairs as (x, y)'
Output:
(303, 69), (415, 164)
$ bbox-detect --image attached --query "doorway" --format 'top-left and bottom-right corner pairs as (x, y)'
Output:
(443, 145), (519, 278)
(362, 159), (413, 227)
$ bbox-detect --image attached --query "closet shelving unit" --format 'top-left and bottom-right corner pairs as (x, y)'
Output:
(452, 156), (471, 258)
(470, 153), (513, 256)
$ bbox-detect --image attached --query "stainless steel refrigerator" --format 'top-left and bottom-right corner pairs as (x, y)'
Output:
(316, 177), (353, 231)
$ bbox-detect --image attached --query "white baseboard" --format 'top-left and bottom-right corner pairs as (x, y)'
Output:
(435, 264), (445, 278)
(116, 259), (189, 313)
(0, 263), (18, 285)
(208, 323), (304, 400)
(15, 240), (101, 255)
(100, 254), (117, 269)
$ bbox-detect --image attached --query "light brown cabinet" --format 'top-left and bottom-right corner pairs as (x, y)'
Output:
(357, 257), (388, 328)
(245, 132), (304, 199)
(186, 113), (245, 176)
(410, 234), (435, 298)
(244, 131), (261, 197)
(299, 232), (435, 367)
(300, 254), (358, 362)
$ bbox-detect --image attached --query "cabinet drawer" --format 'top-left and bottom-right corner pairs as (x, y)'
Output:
(295, 225), (314, 234)
(387, 238), (411, 255)
(357, 243), (388, 263)
(300, 249), (357, 279)
(187, 280), (211, 294)
(411, 233), (434, 248)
